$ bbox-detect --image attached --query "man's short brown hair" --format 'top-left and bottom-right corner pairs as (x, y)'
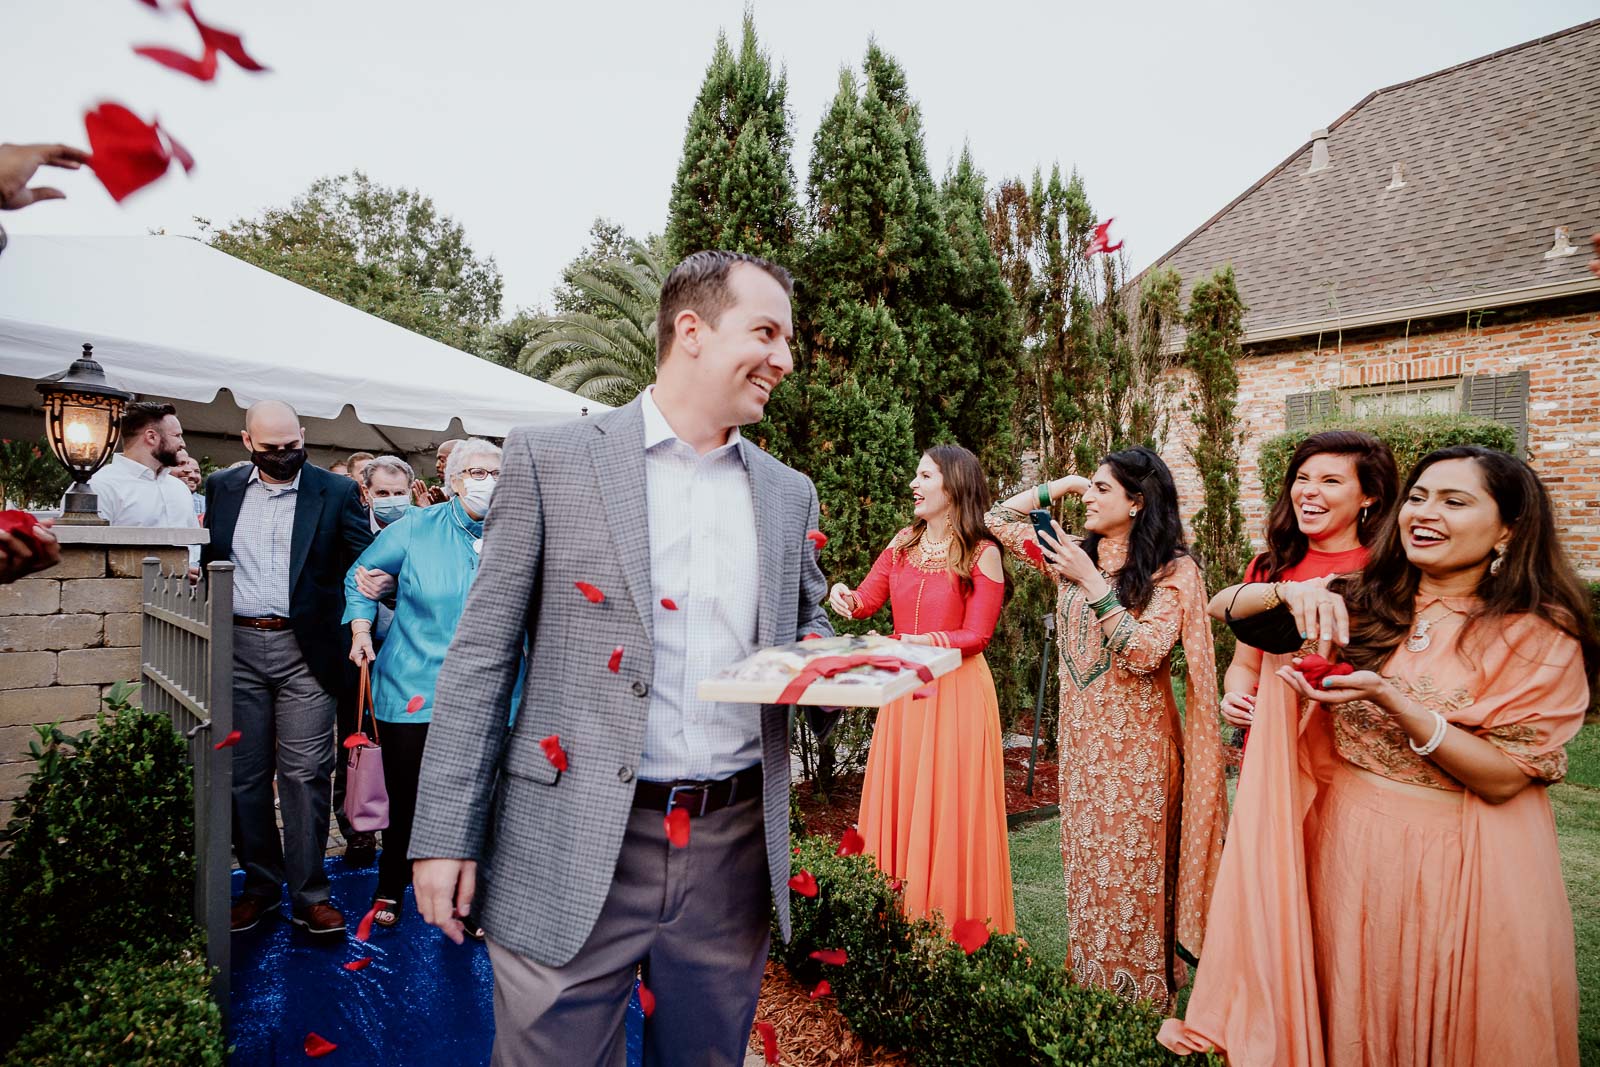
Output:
(120, 401), (177, 439)
(655, 250), (794, 366)
(347, 451), (375, 468)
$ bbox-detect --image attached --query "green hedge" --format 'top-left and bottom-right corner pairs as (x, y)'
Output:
(4, 941), (225, 1067)
(1256, 414), (1517, 505)
(776, 834), (1222, 1066)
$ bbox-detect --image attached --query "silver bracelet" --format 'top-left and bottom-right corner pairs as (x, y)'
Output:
(1408, 707), (1449, 757)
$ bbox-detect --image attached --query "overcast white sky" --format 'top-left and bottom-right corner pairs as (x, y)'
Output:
(2, 0), (1593, 313)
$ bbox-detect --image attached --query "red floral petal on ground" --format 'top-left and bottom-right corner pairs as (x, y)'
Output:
(757, 1020), (780, 1064)
(356, 904), (379, 942)
(808, 979), (831, 999)
(805, 530), (827, 550)
(787, 870), (818, 897)
(809, 948), (847, 966)
(835, 828), (865, 857)
(663, 808), (690, 848)
(539, 735), (568, 772)
(951, 917), (990, 955)
(607, 646), (624, 673)
(304, 1032), (337, 1058)
(212, 729), (241, 750)
(342, 957), (372, 971)
(638, 981), (655, 1018)
(405, 695), (425, 714)
(660, 598), (678, 611)
(342, 732), (371, 749)
(575, 581), (605, 604)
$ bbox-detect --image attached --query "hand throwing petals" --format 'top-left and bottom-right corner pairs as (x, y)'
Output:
(663, 807), (690, 848)
(607, 646), (624, 673)
(836, 827), (865, 857)
(575, 581), (605, 604)
(787, 870), (818, 897)
(303, 1033), (338, 1058)
(809, 948), (847, 966)
(212, 729), (241, 750)
(951, 917), (990, 955)
(539, 735), (568, 773)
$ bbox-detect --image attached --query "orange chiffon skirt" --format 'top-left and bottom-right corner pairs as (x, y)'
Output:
(857, 653), (1015, 934)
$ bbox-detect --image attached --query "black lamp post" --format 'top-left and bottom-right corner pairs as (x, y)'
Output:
(35, 344), (134, 524)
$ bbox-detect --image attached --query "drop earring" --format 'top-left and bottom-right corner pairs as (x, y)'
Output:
(1489, 545), (1505, 575)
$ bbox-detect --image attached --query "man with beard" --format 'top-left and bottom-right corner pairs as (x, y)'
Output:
(85, 402), (202, 538)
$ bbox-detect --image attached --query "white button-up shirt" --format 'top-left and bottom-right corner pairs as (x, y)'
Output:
(87, 453), (202, 564)
(230, 468), (300, 619)
(638, 387), (762, 782)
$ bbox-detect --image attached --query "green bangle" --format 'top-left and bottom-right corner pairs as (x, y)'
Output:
(1036, 483), (1052, 509)
(1088, 588), (1121, 618)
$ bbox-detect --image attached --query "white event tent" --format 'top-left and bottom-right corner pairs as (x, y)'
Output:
(0, 234), (602, 467)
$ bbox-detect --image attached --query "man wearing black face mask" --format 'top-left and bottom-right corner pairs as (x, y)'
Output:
(84, 402), (201, 538)
(202, 400), (373, 936)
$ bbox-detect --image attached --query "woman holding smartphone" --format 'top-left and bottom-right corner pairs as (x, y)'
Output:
(986, 446), (1227, 1008)
(828, 445), (1013, 935)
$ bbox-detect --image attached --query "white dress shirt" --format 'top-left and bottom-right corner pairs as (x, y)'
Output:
(230, 468), (300, 618)
(87, 453), (202, 564)
(638, 386), (762, 782)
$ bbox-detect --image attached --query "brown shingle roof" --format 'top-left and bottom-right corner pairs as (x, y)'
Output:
(1149, 19), (1600, 343)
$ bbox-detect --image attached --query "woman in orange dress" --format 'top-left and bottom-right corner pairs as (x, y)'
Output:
(986, 446), (1228, 1007)
(829, 444), (1013, 935)
(1162, 445), (1598, 1066)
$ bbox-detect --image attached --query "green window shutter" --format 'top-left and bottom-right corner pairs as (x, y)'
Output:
(1284, 389), (1335, 432)
(1461, 371), (1529, 455)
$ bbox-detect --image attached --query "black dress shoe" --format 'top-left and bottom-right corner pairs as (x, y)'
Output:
(344, 831), (377, 867)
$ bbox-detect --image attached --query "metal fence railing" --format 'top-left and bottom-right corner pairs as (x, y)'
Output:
(140, 558), (233, 1024)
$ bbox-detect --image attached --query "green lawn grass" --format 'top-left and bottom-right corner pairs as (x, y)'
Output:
(1012, 722), (1600, 1062)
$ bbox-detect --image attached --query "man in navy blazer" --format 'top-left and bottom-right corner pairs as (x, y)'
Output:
(203, 400), (372, 935)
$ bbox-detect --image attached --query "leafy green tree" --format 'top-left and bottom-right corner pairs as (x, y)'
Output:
(202, 171), (503, 354)
(664, 12), (802, 265)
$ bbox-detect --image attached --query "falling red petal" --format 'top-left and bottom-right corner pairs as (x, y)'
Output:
(607, 646), (624, 673)
(342, 957), (372, 972)
(575, 581), (605, 604)
(809, 948), (848, 966)
(805, 529), (827, 550)
(132, 44), (218, 81)
(836, 827), (865, 857)
(342, 732), (372, 750)
(83, 102), (180, 202)
(638, 981), (655, 1018)
(663, 807), (690, 848)
(356, 904), (379, 942)
(159, 124), (195, 172)
(213, 729), (241, 750)
(1022, 540), (1045, 565)
(801, 632), (821, 641)
(912, 684), (936, 700)
(185, 1), (269, 72)
(951, 917), (990, 955)
(659, 598), (678, 611)
(809, 979), (831, 1000)
(1086, 217), (1124, 257)
(786, 870), (818, 897)
(303, 1032), (337, 1058)
(539, 735), (569, 772)
(406, 695), (426, 714)
(757, 1021), (780, 1064)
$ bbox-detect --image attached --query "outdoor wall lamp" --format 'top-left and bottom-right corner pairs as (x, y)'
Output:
(35, 343), (134, 524)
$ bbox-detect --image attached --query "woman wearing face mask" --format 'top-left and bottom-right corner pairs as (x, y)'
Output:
(985, 446), (1228, 1008)
(1218, 432), (1398, 750)
(828, 445), (1014, 935)
(343, 438), (520, 931)
(1161, 447), (1597, 1066)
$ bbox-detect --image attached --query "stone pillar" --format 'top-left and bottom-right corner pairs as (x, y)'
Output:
(0, 526), (208, 825)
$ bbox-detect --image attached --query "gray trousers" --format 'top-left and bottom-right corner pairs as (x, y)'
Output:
(486, 793), (771, 1067)
(231, 627), (337, 911)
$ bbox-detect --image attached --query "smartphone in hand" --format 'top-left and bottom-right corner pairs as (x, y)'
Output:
(1029, 508), (1060, 551)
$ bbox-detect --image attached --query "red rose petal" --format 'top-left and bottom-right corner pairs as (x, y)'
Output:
(161, 124), (195, 172)
(342, 957), (372, 971)
(663, 807), (690, 848)
(1294, 654), (1354, 688)
(355, 904), (379, 942)
(638, 981), (655, 1018)
(757, 1020), (780, 1064)
(575, 581), (605, 604)
(952, 917), (990, 955)
(787, 870), (818, 897)
(539, 735), (568, 773)
(133, 44), (218, 81)
(802, 632), (821, 641)
(888, 878), (904, 892)
(806, 529), (828, 551)
(84, 102), (180, 203)
(836, 828), (865, 857)
(809, 979), (831, 1000)
(405, 695), (426, 715)
(607, 646), (624, 673)
(912, 684), (936, 700)
(1022, 540), (1045, 565)
(660, 598), (678, 611)
(809, 948), (848, 966)
(1087, 218), (1124, 256)
(342, 732), (372, 750)
(304, 1032), (337, 1058)
(187, 1), (269, 72)
(212, 729), (241, 750)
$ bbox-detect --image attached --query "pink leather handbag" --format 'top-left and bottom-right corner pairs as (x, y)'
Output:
(343, 665), (390, 832)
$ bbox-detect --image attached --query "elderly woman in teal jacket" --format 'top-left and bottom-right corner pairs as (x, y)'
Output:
(344, 437), (522, 929)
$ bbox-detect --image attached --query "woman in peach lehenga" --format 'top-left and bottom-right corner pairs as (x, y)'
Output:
(829, 444), (1013, 934)
(987, 446), (1228, 1008)
(1161, 445), (1597, 1066)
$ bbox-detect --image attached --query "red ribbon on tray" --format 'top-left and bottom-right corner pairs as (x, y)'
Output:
(776, 654), (935, 704)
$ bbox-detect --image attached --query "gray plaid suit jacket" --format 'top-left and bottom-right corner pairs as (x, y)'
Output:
(409, 396), (833, 967)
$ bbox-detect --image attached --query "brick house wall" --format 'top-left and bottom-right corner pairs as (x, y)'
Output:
(1160, 295), (1600, 580)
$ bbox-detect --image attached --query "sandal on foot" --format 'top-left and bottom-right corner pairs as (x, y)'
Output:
(371, 898), (400, 928)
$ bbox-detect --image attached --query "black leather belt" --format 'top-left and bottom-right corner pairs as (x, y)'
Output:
(234, 615), (290, 630)
(632, 764), (762, 816)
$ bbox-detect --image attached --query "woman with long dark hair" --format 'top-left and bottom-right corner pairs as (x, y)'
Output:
(1218, 431), (1398, 743)
(829, 445), (1014, 934)
(1162, 446), (1597, 1065)
(986, 446), (1228, 1007)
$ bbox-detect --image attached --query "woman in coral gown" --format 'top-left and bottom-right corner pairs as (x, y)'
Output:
(1161, 445), (1597, 1066)
(828, 444), (1014, 935)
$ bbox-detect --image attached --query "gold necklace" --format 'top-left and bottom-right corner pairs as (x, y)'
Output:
(1406, 601), (1463, 653)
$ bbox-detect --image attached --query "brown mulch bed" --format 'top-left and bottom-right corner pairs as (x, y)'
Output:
(749, 960), (913, 1067)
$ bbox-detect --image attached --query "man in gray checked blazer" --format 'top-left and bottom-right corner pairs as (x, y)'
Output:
(410, 250), (833, 1066)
